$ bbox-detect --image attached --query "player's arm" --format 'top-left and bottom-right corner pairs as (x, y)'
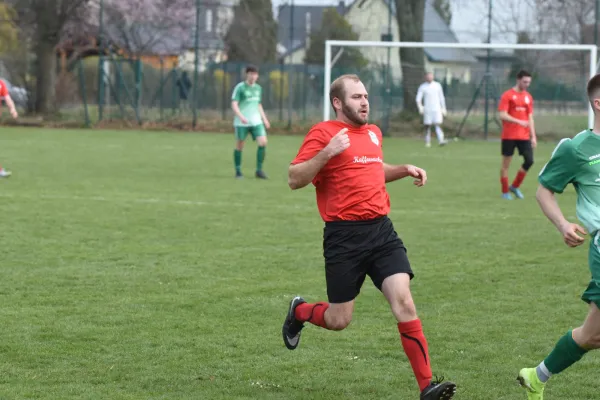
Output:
(529, 113), (536, 144)
(497, 93), (527, 126)
(415, 84), (424, 114)
(537, 138), (585, 247)
(498, 110), (528, 126)
(536, 186), (585, 247)
(528, 99), (536, 146)
(0, 81), (17, 119)
(288, 150), (332, 190)
(4, 93), (17, 119)
(231, 100), (247, 124)
(230, 85), (247, 124)
(383, 163), (427, 186)
(258, 103), (270, 128)
(438, 83), (447, 115)
(289, 128), (349, 190)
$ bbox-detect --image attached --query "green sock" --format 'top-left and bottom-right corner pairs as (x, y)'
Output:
(234, 149), (242, 173)
(256, 146), (266, 172)
(543, 330), (588, 375)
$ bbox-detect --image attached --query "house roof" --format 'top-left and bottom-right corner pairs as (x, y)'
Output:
(383, 0), (477, 63)
(472, 49), (516, 61)
(278, 0), (477, 64)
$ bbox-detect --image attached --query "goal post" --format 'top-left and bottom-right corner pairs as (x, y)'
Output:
(324, 40), (598, 135)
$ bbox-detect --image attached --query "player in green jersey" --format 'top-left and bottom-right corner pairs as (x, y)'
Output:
(517, 74), (600, 399)
(231, 65), (271, 179)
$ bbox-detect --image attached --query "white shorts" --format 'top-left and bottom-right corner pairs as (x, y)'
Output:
(423, 111), (443, 125)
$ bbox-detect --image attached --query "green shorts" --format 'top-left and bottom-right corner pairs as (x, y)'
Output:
(234, 124), (266, 141)
(582, 231), (600, 308)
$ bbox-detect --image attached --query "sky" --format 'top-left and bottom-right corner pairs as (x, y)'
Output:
(270, 0), (529, 44)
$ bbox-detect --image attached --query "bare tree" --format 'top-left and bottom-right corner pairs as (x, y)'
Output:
(99, 0), (195, 58)
(15, 0), (91, 114)
(225, 0), (277, 64)
(474, 0), (593, 81)
(395, 0), (425, 114)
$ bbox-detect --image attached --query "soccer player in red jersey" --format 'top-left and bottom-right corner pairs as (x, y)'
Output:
(498, 69), (537, 200)
(281, 74), (457, 400)
(0, 78), (19, 178)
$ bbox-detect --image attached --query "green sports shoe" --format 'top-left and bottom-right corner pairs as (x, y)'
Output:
(517, 368), (545, 399)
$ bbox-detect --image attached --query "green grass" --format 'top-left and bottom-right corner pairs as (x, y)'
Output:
(0, 127), (596, 399)
(446, 113), (587, 139)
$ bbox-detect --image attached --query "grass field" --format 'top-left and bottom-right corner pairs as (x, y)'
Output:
(0, 127), (597, 399)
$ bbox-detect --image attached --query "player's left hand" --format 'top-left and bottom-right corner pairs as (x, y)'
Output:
(10, 109), (17, 119)
(441, 108), (447, 117)
(406, 165), (427, 187)
(531, 135), (537, 148)
(559, 221), (586, 247)
(263, 118), (271, 129)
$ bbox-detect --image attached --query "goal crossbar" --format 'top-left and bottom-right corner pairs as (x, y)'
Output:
(324, 40), (598, 129)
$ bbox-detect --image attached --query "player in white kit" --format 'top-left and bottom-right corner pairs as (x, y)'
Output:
(416, 72), (447, 147)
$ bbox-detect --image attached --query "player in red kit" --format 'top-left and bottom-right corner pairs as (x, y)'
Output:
(498, 70), (536, 200)
(281, 74), (457, 400)
(0, 78), (19, 178)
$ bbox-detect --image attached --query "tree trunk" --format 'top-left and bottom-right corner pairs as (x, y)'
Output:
(34, 40), (57, 115)
(395, 0), (425, 113)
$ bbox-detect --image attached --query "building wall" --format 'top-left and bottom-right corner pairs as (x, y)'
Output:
(178, 49), (228, 72)
(345, 0), (402, 80)
(312, 0), (472, 84)
(425, 60), (472, 83)
(139, 55), (179, 70)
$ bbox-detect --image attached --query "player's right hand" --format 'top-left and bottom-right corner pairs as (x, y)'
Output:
(559, 222), (586, 247)
(240, 116), (248, 124)
(324, 128), (350, 158)
(517, 120), (529, 128)
(10, 109), (17, 119)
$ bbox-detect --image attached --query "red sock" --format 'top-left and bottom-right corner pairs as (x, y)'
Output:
(295, 302), (330, 329)
(512, 169), (527, 188)
(501, 176), (509, 194)
(398, 319), (432, 391)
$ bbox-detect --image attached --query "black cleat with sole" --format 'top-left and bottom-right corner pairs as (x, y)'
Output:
(255, 170), (268, 179)
(235, 171), (243, 179)
(420, 377), (457, 400)
(282, 296), (306, 350)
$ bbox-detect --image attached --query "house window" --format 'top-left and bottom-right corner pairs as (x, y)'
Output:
(381, 25), (392, 41)
(206, 9), (213, 32)
(305, 12), (311, 35)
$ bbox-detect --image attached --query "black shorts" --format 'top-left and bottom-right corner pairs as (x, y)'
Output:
(501, 139), (532, 157)
(322, 216), (413, 303)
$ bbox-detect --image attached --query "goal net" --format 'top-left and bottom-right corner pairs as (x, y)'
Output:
(323, 40), (597, 140)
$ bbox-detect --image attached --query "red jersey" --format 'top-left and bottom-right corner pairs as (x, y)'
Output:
(498, 88), (533, 140)
(0, 80), (8, 98)
(291, 120), (390, 222)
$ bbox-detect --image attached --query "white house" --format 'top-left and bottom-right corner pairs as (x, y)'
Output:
(279, 0), (477, 83)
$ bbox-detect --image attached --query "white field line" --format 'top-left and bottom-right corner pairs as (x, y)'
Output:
(0, 192), (515, 219)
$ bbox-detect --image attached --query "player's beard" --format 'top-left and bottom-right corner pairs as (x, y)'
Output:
(342, 102), (368, 126)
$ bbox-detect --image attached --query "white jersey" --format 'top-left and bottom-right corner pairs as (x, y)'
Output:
(416, 81), (446, 112)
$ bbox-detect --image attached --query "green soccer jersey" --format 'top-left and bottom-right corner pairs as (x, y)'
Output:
(539, 130), (600, 234)
(231, 82), (262, 127)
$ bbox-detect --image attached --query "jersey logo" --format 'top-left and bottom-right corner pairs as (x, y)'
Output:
(368, 130), (379, 146)
(353, 156), (383, 164)
(512, 95), (517, 100)
(524, 96), (530, 104)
